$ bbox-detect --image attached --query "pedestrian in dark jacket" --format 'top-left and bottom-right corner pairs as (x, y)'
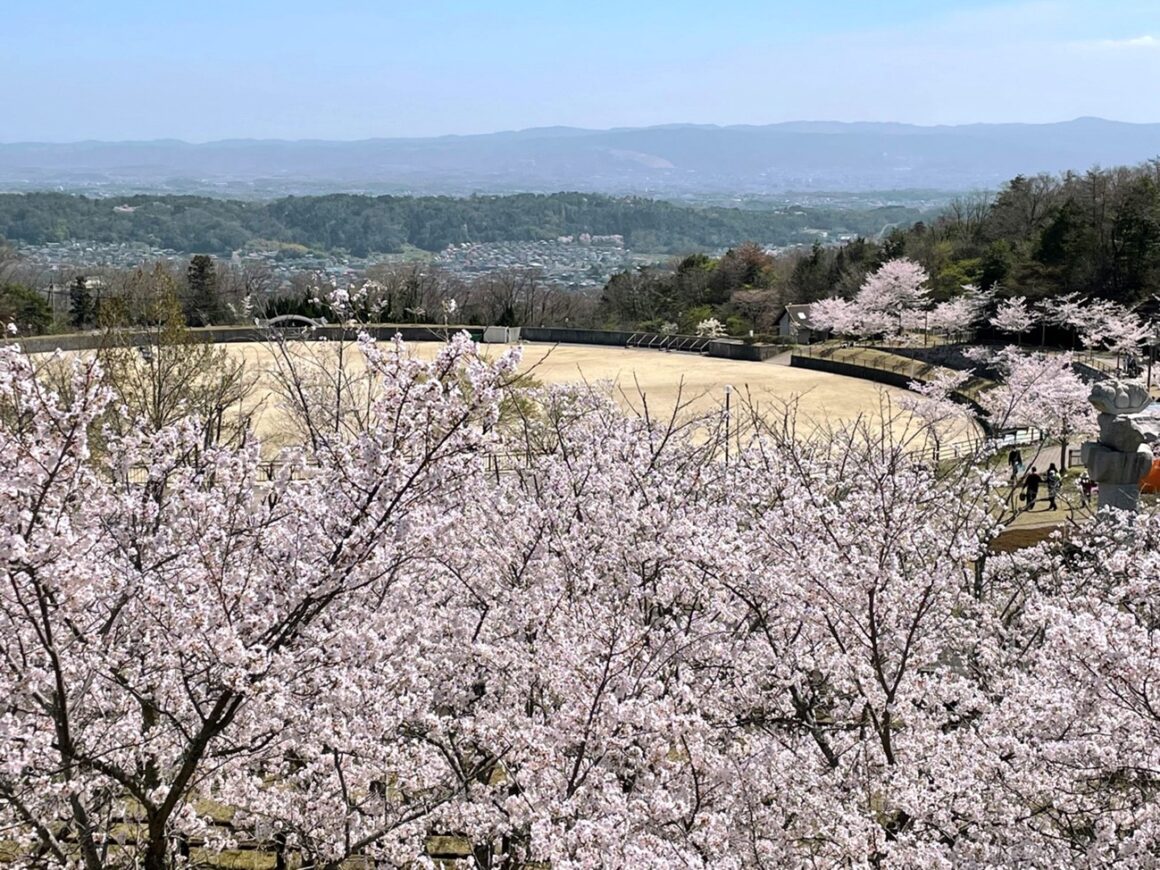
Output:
(1008, 448), (1023, 481)
(1023, 466), (1042, 509)
(1079, 472), (1095, 507)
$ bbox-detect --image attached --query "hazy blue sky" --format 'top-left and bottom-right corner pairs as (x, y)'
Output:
(2, 0), (1157, 141)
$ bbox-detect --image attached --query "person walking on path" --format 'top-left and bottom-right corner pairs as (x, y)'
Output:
(1046, 463), (1062, 511)
(1079, 472), (1095, 507)
(1008, 448), (1024, 482)
(1022, 466), (1042, 510)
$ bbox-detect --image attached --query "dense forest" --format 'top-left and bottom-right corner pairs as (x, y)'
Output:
(0, 192), (922, 256)
(793, 161), (1160, 305)
(597, 161), (1160, 332)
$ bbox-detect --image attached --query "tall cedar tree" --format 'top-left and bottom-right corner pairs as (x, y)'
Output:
(185, 254), (223, 326)
(68, 275), (94, 329)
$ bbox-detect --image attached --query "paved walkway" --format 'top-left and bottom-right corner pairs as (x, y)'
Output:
(1003, 442), (1095, 528)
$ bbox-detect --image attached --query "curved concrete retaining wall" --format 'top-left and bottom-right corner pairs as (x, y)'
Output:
(790, 353), (914, 389)
(8, 324), (782, 362)
(521, 328), (782, 360)
(521, 327), (638, 346)
(4, 324), (484, 355)
(3, 333), (109, 354)
(790, 351), (989, 425)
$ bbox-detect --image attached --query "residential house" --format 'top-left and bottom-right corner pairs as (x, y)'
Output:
(776, 303), (820, 343)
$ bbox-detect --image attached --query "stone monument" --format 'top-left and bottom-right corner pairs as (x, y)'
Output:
(1081, 380), (1160, 511)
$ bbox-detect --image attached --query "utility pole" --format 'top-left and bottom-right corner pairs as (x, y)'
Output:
(724, 384), (733, 466)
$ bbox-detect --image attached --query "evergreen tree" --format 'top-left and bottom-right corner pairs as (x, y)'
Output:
(0, 283), (52, 335)
(185, 254), (222, 326)
(68, 275), (94, 329)
(789, 241), (832, 303)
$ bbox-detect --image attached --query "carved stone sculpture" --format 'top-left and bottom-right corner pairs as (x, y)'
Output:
(1089, 380), (1152, 416)
(1082, 379), (1159, 511)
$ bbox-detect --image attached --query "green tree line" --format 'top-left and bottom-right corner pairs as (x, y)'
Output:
(6, 161), (1158, 338)
(0, 192), (922, 256)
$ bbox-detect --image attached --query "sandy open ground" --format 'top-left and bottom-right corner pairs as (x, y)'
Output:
(218, 340), (975, 449)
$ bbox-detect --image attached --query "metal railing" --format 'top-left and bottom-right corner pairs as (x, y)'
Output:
(793, 343), (950, 377)
(626, 332), (712, 353)
(915, 426), (1046, 465)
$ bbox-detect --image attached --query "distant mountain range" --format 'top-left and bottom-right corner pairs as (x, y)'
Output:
(2, 118), (1158, 198)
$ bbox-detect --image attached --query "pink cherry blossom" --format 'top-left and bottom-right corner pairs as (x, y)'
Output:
(1, 329), (1155, 869)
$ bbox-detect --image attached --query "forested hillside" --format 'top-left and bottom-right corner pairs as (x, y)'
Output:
(0, 192), (921, 256)
(597, 161), (1160, 332)
(768, 161), (1160, 308)
(861, 162), (1160, 304)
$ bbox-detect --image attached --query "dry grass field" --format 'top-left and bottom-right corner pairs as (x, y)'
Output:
(221, 339), (977, 449)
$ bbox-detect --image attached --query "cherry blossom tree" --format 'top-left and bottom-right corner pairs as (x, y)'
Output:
(806, 295), (858, 336)
(897, 368), (977, 458)
(1037, 291), (1101, 349)
(1065, 298), (1128, 353)
(4, 325), (1160, 869)
(695, 317), (727, 338)
(1026, 294), (1148, 365)
(856, 258), (931, 338)
(1083, 301), (1150, 363)
(1102, 311), (1150, 357)
(809, 259), (931, 342)
(981, 511), (1160, 864)
(990, 294), (1036, 343)
(0, 335), (524, 869)
(1037, 290), (1082, 330)
(927, 288), (986, 343)
(973, 346), (1097, 467)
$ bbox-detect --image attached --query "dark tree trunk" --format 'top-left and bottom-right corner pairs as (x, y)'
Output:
(142, 831), (168, 870)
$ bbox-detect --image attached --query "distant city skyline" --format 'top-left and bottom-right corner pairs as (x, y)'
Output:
(2, 0), (1158, 142)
